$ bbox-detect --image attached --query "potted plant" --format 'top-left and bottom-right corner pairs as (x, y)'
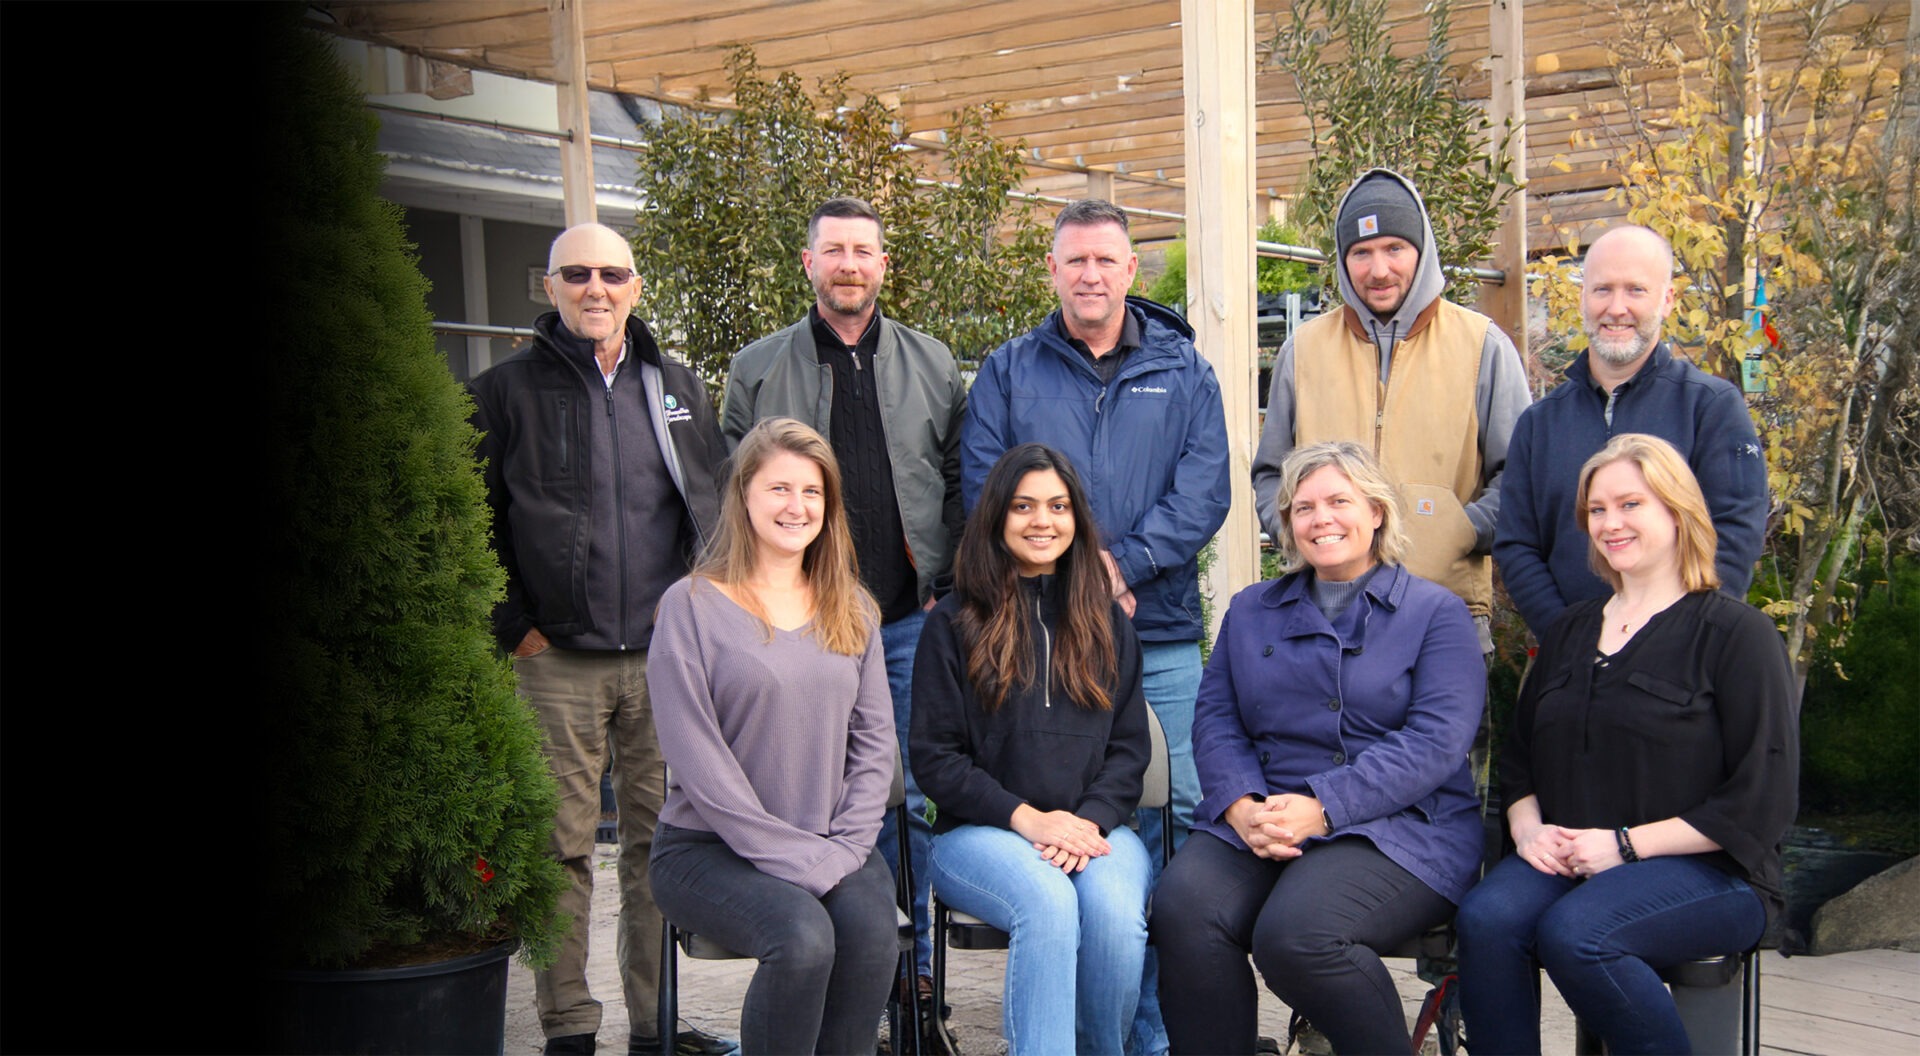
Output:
(257, 10), (565, 1052)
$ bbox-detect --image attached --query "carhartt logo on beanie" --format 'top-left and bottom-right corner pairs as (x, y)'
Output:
(1337, 174), (1424, 260)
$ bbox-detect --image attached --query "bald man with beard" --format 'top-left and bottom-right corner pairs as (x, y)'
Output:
(1494, 224), (1769, 641)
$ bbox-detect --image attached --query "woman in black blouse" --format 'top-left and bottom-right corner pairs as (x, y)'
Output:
(1457, 433), (1798, 1054)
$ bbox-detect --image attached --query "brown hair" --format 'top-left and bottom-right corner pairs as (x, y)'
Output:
(954, 444), (1116, 712)
(1576, 433), (1720, 593)
(809, 197), (885, 249)
(694, 417), (874, 655)
(1052, 198), (1131, 243)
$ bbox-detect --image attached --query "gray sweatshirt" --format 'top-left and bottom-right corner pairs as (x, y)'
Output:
(648, 576), (896, 897)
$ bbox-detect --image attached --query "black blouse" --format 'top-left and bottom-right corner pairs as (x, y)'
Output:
(1503, 590), (1799, 918)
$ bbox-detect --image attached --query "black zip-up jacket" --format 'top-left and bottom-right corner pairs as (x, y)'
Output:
(910, 575), (1149, 836)
(470, 313), (724, 652)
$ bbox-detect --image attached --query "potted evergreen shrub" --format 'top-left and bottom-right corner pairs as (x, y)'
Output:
(257, 11), (564, 1052)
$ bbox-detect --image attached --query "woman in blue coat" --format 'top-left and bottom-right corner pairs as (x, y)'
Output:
(1151, 441), (1485, 1055)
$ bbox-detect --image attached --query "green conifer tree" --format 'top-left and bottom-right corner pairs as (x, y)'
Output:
(259, 9), (563, 969)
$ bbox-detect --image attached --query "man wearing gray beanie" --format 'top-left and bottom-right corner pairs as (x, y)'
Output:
(1252, 168), (1530, 653)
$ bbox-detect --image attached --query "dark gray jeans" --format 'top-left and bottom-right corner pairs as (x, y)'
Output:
(1151, 832), (1455, 1055)
(650, 823), (898, 1055)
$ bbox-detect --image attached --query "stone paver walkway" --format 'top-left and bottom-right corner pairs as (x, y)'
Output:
(504, 843), (1920, 1055)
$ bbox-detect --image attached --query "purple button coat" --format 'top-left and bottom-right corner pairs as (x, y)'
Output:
(1191, 563), (1486, 904)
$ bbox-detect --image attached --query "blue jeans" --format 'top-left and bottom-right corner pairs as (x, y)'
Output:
(1456, 853), (1767, 1055)
(1129, 639), (1201, 1056)
(930, 824), (1151, 1056)
(874, 607), (934, 975)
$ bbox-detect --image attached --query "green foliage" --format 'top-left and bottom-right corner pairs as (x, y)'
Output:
(632, 48), (1054, 390)
(1800, 557), (1920, 817)
(895, 105), (1058, 362)
(1268, 0), (1517, 304)
(261, 15), (563, 970)
(1147, 220), (1317, 310)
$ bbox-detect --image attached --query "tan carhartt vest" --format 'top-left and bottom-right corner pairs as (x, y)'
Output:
(1293, 299), (1492, 615)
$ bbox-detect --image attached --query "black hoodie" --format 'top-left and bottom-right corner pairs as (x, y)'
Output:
(910, 575), (1150, 836)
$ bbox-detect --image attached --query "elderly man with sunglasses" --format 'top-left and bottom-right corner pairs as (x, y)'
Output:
(470, 222), (731, 1056)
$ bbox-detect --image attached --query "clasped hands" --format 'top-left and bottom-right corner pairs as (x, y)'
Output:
(1010, 804), (1109, 874)
(1514, 822), (1626, 879)
(1224, 793), (1330, 860)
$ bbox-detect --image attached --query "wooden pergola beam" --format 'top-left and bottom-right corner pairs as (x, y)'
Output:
(1478, 0), (1528, 356)
(1182, 0), (1259, 628)
(549, 0), (595, 227)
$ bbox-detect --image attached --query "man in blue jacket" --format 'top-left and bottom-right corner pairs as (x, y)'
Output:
(1495, 224), (1769, 640)
(962, 198), (1231, 1056)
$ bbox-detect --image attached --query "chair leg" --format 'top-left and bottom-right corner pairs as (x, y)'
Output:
(658, 922), (679, 1051)
(926, 898), (959, 1056)
(892, 947), (922, 1056)
(888, 796), (922, 1054)
(1741, 950), (1761, 1056)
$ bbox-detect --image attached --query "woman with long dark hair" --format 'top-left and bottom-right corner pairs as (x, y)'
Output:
(647, 417), (899, 1054)
(1456, 434), (1797, 1054)
(911, 443), (1151, 1055)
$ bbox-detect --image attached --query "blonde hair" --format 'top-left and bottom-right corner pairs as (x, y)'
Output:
(695, 418), (874, 655)
(1575, 433), (1720, 593)
(1270, 441), (1410, 575)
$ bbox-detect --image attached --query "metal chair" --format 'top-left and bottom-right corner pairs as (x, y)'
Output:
(656, 752), (922, 1054)
(926, 704), (1174, 1055)
(1571, 948), (1760, 1055)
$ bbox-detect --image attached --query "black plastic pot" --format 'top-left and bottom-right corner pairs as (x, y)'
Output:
(266, 938), (517, 1054)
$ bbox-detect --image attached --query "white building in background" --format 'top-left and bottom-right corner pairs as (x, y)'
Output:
(328, 35), (654, 381)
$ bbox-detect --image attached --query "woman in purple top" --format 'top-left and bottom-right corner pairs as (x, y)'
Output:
(1151, 441), (1485, 1055)
(1456, 434), (1796, 1054)
(647, 418), (898, 1055)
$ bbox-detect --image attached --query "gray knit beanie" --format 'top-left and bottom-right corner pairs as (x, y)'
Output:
(1335, 173), (1425, 259)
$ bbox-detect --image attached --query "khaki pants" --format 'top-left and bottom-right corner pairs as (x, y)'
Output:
(515, 646), (666, 1039)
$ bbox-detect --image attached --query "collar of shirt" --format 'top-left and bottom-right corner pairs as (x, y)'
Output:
(600, 339), (630, 389)
(809, 304), (882, 363)
(1057, 307), (1142, 367)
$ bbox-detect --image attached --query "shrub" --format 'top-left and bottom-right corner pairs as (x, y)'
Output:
(632, 48), (1054, 389)
(259, 12), (564, 969)
(1800, 556), (1920, 817)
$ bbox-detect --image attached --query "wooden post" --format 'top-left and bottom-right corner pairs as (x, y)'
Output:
(1181, 0), (1258, 638)
(1479, 0), (1528, 361)
(460, 214), (492, 377)
(550, 0), (595, 227)
(1086, 168), (1115, 203)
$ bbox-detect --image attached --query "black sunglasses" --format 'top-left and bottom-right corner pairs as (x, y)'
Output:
(550, 265), (635, 285)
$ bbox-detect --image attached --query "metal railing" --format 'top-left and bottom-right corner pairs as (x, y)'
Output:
(434, 322), (536, 339)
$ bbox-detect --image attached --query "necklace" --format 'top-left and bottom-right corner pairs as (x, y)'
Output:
(1606, 590), (1683, 638)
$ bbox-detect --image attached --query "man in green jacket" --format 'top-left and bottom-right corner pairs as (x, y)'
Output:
(722, 196), (967, 1008)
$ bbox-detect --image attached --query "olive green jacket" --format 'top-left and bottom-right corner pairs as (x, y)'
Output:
(723, 314), (968, 604)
